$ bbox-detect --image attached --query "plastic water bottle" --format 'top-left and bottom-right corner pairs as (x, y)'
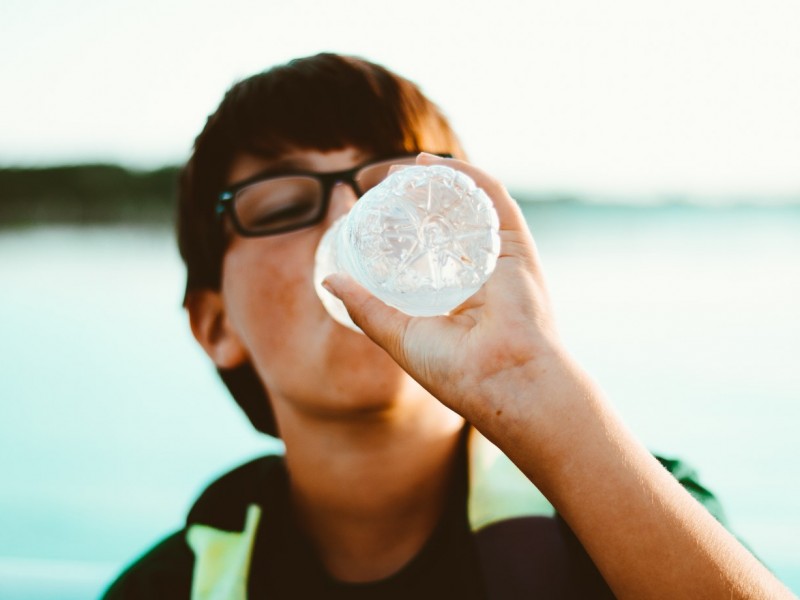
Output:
(314, 164), (500, 332)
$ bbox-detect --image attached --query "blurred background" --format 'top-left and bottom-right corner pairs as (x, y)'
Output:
(1, 0), (798, 597)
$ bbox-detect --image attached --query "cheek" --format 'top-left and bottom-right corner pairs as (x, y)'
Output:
(220, 236), (320, 350)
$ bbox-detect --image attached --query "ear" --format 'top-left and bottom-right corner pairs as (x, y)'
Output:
(185, 289), (248, 369)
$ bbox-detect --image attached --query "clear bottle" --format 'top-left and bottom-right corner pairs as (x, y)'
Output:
(314, 164), (500, 332)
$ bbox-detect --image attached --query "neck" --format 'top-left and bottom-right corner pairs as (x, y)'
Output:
(274, 391), (465, 583)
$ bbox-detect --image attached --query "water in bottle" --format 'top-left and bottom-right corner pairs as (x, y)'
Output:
(314, 164), (500, 332)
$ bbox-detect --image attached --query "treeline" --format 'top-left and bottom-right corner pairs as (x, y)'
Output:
(8, 164), (783, 229)
(0, 164), (181, 226)
(0, 163), (577, 228)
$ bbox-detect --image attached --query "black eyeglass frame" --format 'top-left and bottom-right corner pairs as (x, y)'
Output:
(215, 152), (453, 237)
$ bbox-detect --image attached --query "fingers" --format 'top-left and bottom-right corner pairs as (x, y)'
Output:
(416, 152), (529, 234)
(416, 152), (545, 279)
(322, 273), (410, 364)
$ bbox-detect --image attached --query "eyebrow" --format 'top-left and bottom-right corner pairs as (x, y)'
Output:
(261, 156), (315, 171)
(223, 151), (428, 193)
(224, 160), (307, 191)
(225, 155), (360, 190)
(225, 150), (372, 189)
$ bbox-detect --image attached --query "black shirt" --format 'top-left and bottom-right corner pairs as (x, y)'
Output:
(104, 439), (487, 599)
(105, 437), (724, 599)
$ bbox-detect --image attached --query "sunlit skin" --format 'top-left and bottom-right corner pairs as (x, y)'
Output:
(189, 148), (794, 598)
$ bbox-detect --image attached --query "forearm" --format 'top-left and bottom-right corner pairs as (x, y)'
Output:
(476, 350), (794, 600)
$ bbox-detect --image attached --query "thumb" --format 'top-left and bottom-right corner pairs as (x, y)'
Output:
(322, 273), (411, 361)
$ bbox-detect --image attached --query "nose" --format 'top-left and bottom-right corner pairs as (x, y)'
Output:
(325, 180), (360, 224)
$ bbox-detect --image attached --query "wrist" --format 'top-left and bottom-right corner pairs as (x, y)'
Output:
(465, 343), (598, 451)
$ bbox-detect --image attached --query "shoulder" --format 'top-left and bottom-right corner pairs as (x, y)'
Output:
(467, 433), (729, 599)
(101, 531), (193, 600)
(102, 454), (285, 599)
(655, 454), (728, 524)
(187, 454), (285, 529)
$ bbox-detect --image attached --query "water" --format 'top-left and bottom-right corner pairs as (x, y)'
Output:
(0, 226), (280, 599)
(314, 165), (499, 328)
(1, 204), (798, 597)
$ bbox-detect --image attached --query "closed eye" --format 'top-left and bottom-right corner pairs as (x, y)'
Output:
(234, 177), (322, 231)
(248, 199), (318, 228)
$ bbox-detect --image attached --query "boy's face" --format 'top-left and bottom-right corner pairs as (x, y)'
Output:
(212, 146), (428, 420)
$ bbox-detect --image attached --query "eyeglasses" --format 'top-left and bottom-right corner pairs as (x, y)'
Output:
(216, 153), (451, 237)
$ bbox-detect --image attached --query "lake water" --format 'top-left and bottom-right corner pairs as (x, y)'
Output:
(1, 203), (798, 597)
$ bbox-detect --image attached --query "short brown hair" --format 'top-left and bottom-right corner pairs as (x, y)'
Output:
(177, 53), (464, 437)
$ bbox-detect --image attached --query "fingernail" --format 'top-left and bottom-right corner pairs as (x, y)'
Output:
(321, 276), (340, 298)
(388, 164), (411, 175)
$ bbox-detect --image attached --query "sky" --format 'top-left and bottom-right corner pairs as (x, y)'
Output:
(1, 0), (798, 199)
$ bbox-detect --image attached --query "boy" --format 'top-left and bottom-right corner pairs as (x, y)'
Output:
(105, 53), (792, 599)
